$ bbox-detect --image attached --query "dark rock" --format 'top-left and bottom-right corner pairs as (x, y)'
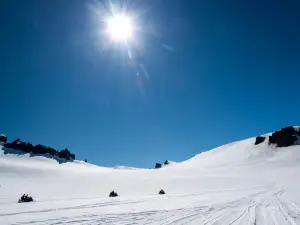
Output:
(32, 144), (47, 154)
(109, 191), (118, 197)
(70, 153), (76, 160)
(18, 142), (30, 152)
(84, 159), (88, 163)
(57, 148), (75, 160)
(4, 140), (31, 152)
(3, 142), (13, 149)
(159, 189), (166, 195)
(25, 142), (33, 152)
(282, 126), (296, 136)
(155, 163), (162, 169)
(269, 126), (298, 147)
(254, 136), (266, 145)
(18, 194), (34, 203)
(296, 127), (300, 136)
(4, 138), (76, 161)
(0, 134), (7, 143)
(46, 146), (57, 156)
(164, 160), (170, 165)
(12, 138), (20, 144)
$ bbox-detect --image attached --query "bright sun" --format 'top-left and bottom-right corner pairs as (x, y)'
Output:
(107, 14), (133, 42)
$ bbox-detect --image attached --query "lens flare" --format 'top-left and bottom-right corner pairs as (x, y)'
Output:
(107, 14), (133, 42)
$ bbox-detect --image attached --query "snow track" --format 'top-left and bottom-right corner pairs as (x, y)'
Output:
(2, 185), (300, 224)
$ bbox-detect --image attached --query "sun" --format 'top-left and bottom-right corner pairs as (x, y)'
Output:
(107, 14), (133, 42)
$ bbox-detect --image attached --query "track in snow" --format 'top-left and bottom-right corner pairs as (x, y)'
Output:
(2, 185), (300, 225)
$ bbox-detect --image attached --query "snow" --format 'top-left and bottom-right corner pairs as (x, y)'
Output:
(113, 165), (140, 170)
(1, 134), (300, 224)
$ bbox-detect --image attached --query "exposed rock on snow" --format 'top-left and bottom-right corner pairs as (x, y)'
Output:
(0, 134), (7, 144)
(254, 136), (266, 145)
(155, 163), (162, 169)
(3, 138), (75, 162)
(269, 126), (298, 147)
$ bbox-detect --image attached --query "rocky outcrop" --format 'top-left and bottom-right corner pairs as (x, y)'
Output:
(155, 163), (162, 169)
(3, 139), (75, 161)
(254, 136), (266, 145)
(269, 126), (298, 147)
(4, 139), (30, 152)
(0, 134), (7, 144)
(57, 148), (75, 160)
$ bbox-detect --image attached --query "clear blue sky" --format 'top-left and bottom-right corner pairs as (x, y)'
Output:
(0, 0), (299, 167)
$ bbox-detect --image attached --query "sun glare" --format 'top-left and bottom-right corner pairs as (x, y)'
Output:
(107, 14), (133, 42)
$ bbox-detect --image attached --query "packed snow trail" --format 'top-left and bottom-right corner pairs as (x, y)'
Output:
(1, 136), (300, 224)
(1, 184), (300, 224)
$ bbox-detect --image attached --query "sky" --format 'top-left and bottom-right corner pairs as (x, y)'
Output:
(0, 0), (300, 168)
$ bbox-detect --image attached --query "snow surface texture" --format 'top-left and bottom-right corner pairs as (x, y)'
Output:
(1, 136), (300, 224)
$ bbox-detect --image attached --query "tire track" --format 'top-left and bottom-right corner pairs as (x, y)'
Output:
(277, 197), (300, 220)
(228, 204), (253, 225)
(274, 197), (297, 225)
(5, 184), (291, 225)
(0, 199), (146, 217)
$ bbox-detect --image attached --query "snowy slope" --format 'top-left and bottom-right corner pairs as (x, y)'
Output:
(1, 135), (300, 224)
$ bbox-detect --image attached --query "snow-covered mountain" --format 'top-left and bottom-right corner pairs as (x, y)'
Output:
(1, 128), (300, 224)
